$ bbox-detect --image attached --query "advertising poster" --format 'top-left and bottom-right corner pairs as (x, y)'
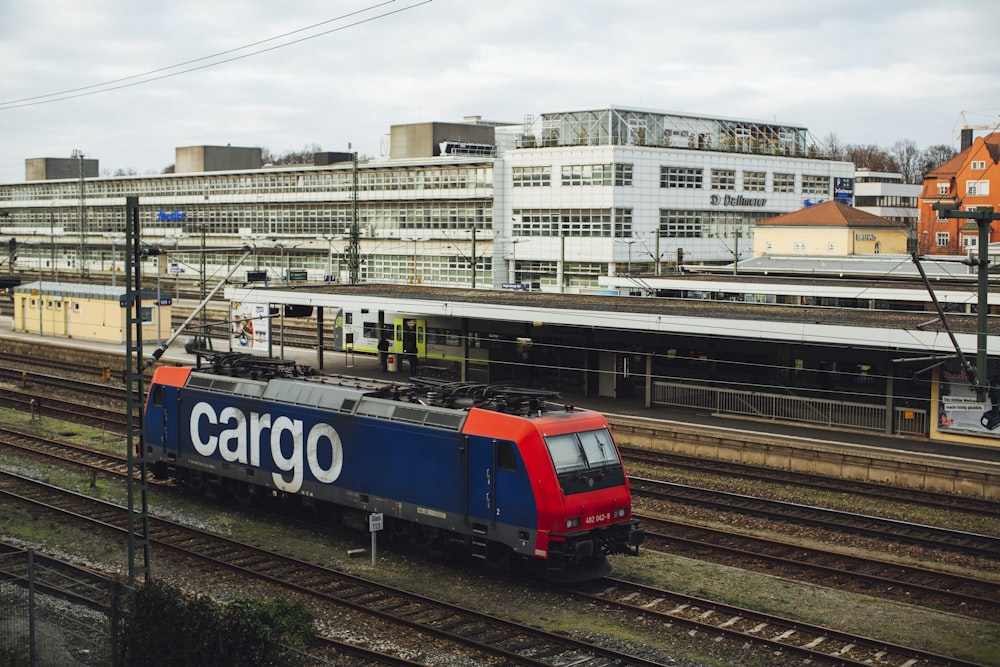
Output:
(230, 301), (270, 352)
(937, 359), (1000, 437)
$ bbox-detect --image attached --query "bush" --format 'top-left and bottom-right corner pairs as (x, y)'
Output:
(119, 580), (314, 666)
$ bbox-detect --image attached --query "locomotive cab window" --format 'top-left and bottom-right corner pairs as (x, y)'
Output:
(545, 428), (625, 495)
(151, 384), (164, 407)
(497, 440), (516, 471)
(545, 428), (619, 473)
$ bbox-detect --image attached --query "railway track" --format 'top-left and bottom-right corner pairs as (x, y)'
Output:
(637, 513), (1000, 621)
(0, 540), (439, 667)
(0, 469), (668, 667)
(6, 411), (1000, 634)
(0, 351), (125, 383)
(3, 353), (999, 661)
(0, 386), (130, 432)
(630, 476), (1000, 560)
(569, 578), (986, 667)
(0, 425), (131, 476)
(2, 468), (987, 666)
(622, 445), (1000, 519)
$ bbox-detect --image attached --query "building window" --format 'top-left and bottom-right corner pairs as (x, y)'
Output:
(661, 167), (703, 189)
(802, 174), (830, 195)
(936, 232), (950, 248)
(743, 171), (766, 192)
(614, 208), (633, 237)
(963, 235), (978, 248)
(793, 241), (806, 251)
(512, 166), (551, 187)
(966, 180), (990, 196)
(513, 208), (613, 237)
(659, 209), (703, 237)
(614, 163), (633, 186)
(711, 169), (736, 190)
(971, 160), (986, 170)
(773, 173), (795, 193)
(561, 164), (613, 186)
(937, 182), (949, 196)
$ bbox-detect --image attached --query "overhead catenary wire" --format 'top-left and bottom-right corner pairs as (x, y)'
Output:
(0, 1), (433, 111)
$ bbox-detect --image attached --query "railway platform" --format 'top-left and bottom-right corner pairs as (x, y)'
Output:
(2, 313), (999, 486)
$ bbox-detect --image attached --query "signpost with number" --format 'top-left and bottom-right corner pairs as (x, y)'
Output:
(368, 512), (384, 567)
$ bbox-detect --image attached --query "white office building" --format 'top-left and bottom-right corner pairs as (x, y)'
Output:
(1, 106), (854, 292)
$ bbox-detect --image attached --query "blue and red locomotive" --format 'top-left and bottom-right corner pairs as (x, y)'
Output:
(144, 353), (643, 580)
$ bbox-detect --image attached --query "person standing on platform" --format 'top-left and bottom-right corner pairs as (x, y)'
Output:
(377, 336), (390, 372)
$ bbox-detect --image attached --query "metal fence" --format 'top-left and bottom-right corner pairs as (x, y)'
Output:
(652, 381), (927, 437)
(0, 548), (329, 667)
(0, 548), (116, 667)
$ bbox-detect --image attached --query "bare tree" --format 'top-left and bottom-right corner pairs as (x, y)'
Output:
(888, 139), (922, 183)
(820, 132), (846, 160)
(845, 144), (899, 172)
(265, 143), (325, 165)
(918, 144), (958, 179)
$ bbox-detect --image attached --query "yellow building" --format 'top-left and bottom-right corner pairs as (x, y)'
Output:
(12, 281), (172, 344)
(753, 201), (909, 257)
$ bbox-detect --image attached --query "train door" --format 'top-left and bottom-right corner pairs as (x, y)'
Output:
(19, 296), (29, 331)
(466, 436), (495, 526)
(598, 351), (636, 398)
(144, 383), (181, 452)
(394, 317), (426, 356)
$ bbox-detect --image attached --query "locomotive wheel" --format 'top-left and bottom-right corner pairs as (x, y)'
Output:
(186, 470), (207, 494)
(483, 541), (512, 571)
(227, 479), (253, 506)
(410, 524), (439, 550)
(390, 519), (409, 541)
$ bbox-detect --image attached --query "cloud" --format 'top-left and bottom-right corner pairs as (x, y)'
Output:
(1, 0), (998, 181)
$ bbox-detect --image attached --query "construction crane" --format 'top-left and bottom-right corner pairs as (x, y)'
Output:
(954, 110), (1000, 141)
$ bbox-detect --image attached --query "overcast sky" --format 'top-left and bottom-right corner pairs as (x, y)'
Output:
(2, 0), (998, 183)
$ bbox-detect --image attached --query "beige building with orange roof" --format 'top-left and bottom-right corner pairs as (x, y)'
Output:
(752, 200), (909, 257)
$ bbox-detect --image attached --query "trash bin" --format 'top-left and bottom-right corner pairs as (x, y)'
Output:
(386, 354), (398, 372)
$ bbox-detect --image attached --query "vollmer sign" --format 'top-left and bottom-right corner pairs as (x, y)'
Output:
(855, 233), (877, 240)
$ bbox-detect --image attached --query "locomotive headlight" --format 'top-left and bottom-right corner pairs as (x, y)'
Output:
(566, 517), (581, 529)
(614, 508), (627, 519)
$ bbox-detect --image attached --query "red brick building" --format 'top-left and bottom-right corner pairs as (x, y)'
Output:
(918, 132), (1000, 255)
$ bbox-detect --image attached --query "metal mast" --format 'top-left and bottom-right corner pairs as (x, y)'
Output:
(72, 149), (87, 279)
(347, 152), (361, 284)
(123, 196), (151, 583)
(931, 202), (1000, 398)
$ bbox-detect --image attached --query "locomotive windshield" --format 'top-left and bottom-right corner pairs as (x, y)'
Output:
(545, 428), (620, 474)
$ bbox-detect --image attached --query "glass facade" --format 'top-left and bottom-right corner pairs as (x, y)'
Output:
(534, 108), (811, 155)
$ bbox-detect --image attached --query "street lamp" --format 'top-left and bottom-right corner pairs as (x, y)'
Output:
(269, 240), (302, 285)
(240, 232), (269, 272)
(401, 236), (428, 284)
(316, 234), (344, 282)
(615, 238), (637, 275)
(713, 228), (744, 275)
(164, 231), (189, 297)
(22, 239), (43, 335)
(446, 237), (480, 289)
(509, 238), (527, 285)
(102, 232), (126, 287)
